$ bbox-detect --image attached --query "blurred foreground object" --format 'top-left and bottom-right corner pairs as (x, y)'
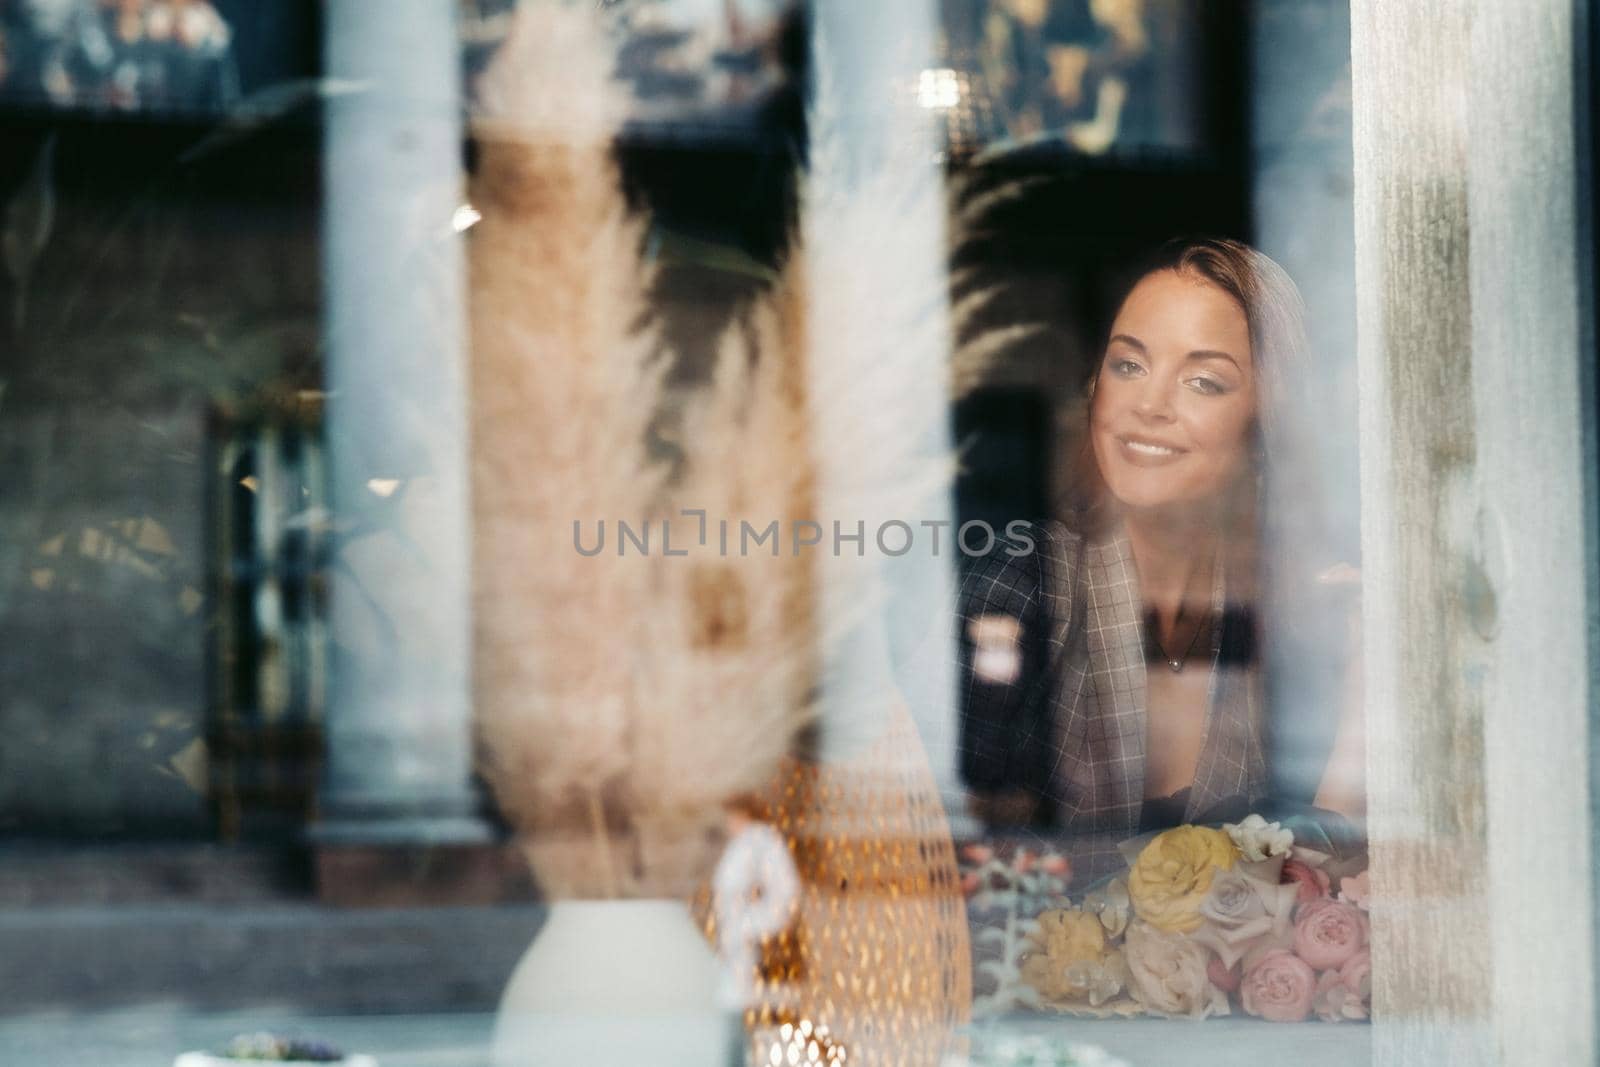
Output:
(174, 1031), (377, 1066)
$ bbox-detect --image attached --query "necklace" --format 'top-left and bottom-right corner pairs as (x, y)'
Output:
(1145, 605), (1209, 672)
(1132, 534), (1222, 673)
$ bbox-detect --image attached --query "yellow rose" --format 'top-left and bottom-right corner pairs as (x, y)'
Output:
(1020, 908), (1139, 1015)
(1127, 826), (1239, 933)
(1034, 907), (1105, 964)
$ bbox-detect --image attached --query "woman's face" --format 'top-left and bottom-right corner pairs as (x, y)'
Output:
(1090, 269), (1257, 513)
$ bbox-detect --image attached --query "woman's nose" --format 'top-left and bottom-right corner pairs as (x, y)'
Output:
(1133, 376), (1177, 421)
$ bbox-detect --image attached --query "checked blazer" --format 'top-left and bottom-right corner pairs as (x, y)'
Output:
(957, 518), (1269, 839)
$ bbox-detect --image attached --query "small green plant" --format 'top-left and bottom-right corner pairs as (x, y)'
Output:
(218, 1032), (345, 1063)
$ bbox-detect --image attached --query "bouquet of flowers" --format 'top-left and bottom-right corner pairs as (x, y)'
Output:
(964, 816), (1371, 1023)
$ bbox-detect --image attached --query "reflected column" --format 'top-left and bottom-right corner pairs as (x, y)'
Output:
(806, 0), (963, 812)
(316, 0), (488, 844)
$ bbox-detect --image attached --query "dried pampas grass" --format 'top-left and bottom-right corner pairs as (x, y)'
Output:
(468, 1), (819, 899)
(626, 274), (820, 893)
(467, 0), (1044, 900)
(947, 173), (1058, 397)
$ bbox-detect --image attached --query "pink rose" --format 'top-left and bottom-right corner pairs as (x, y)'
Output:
(1338, 869), (1371, 911)
(1206, 957), (1241, 995)
(1313, 968), (1369, 1022)
(1282, 859), (1332, 905)
(1339, 946), (1372, 1003)
(1313, 947), (1373, 1022)
(1241, 949), (1316, 1022)
(960, 843), (995, 866)
(1294, 899), (1367, 970)
(960, 871), (982, 897)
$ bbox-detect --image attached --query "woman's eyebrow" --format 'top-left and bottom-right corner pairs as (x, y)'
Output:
(1108, 333), (1146, 351)
(1186, 349), (1242, 370)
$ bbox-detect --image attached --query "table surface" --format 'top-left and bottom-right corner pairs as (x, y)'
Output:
(0, 1008), (1373, 1067)
(978, 1014), (1371, 1066)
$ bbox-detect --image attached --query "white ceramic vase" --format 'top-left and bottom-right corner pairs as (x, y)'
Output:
(491, 898), (733, 1067)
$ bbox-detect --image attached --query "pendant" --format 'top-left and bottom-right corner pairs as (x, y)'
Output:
(1169, 658), (1183, 672)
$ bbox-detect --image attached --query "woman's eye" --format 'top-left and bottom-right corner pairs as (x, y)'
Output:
(1187, 376), (1227, 396)
(1110, 358), (1143, 377)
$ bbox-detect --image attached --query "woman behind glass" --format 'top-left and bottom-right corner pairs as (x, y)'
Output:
(958, 237), (1364, 846)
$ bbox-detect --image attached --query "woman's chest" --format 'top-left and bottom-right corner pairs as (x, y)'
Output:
(1141, 668), (1214, 797)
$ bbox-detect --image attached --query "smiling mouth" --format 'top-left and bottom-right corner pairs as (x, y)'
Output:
(1117, 434), (1187, 458)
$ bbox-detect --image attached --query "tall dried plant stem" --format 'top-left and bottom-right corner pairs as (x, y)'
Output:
(470, 0), (822, 900)
(586, 787), (619, 900)
(468, 2), (665, 899)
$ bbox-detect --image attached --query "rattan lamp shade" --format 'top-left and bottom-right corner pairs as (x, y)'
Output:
(705, 700), (971, 1067)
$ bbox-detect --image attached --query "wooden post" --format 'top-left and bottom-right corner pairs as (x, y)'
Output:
(1351, 1), (1595, 1061)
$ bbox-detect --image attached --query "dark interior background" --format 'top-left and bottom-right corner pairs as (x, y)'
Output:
(0, 0), (1357, 838)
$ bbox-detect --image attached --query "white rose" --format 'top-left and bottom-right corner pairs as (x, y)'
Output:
(1223, 813), (1293, 862)
(1191, 867), (1298, 969)
(1082, 877), (1131, 938)
(1123, 921), (1230, 1020)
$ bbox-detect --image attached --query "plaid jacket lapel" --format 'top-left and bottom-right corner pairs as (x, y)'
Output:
(1039, 520), (1267, 838)
(1079, 528), (1146, 834)
(1185, 549), (1266, 820)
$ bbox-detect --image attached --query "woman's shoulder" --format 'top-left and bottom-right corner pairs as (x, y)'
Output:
(1018, 515), (1098, 580)
(958, 518), (1087, 617)
(961, 517), (1074, 572)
